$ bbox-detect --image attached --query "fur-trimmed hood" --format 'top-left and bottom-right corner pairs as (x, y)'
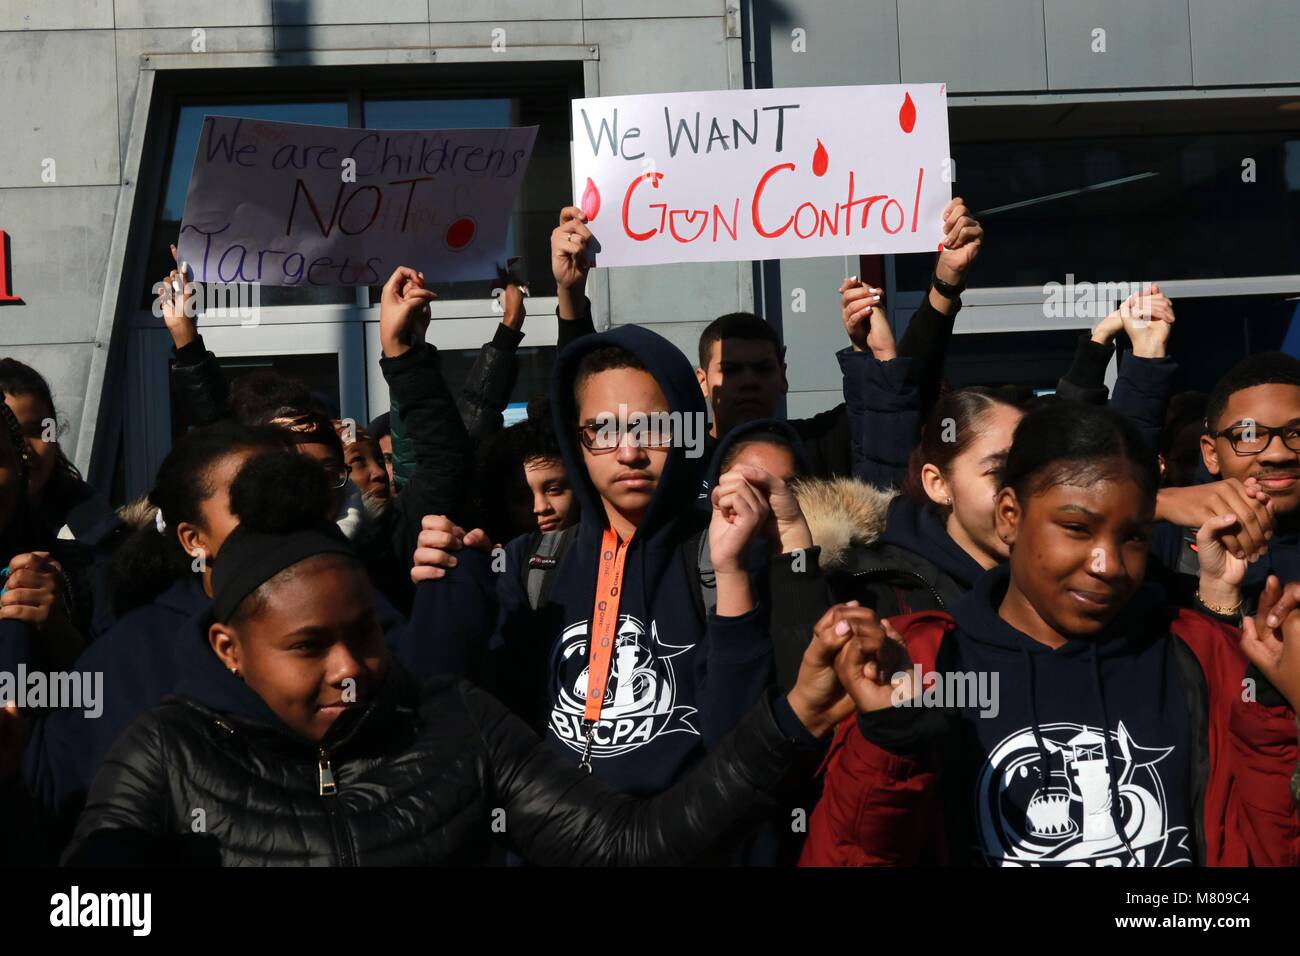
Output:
(793, 477), (894, 570)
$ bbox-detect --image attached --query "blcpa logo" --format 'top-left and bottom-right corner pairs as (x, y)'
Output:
(548, 613), (699, 759)
(976, 721), (1191, 867)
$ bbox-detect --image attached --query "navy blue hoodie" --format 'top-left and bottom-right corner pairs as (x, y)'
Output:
(410, 325), (773, 796)
(864, 564), (1197, 867)
(879, 495), (987, 594)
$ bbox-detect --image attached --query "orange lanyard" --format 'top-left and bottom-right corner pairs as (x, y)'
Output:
(579, 527), (631, 771)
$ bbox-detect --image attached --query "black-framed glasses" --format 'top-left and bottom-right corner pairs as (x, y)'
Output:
(323, 464), (351, 489)
(1212, 419), (1300, 456)
(576, 419), (675, 454)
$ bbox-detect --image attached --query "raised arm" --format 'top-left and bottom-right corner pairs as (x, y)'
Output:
(160, 244), (231, 428)
(378, 267), (479, 557)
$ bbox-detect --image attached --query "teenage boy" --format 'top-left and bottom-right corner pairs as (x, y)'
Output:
(1153, 352), (1300, 617)
(407, 325), (815, 795)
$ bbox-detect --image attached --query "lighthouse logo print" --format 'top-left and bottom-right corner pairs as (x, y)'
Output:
(547, 614), (699, 759)
(976, 721), (1191, 867)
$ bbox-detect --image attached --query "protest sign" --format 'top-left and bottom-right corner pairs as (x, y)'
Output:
(178, 117), (538, 286)
(570, 83), (950, 267)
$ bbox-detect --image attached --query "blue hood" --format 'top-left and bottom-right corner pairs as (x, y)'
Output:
(550, 323), (709, 544)
(879, 495), (987, 591)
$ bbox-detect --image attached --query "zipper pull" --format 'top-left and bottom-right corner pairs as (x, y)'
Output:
(318, 749), (337, 796)
(578, 722), (595, 774)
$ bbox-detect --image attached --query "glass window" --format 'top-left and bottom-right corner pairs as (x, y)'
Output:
(941, 329), (1083, 394)
(147, 100), (352, 309)
(896, 99), (1300, 292)
(935, 294), (1300, 397)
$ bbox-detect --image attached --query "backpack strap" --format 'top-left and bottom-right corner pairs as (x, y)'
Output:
(526, 525), (578, 611)
(683, 528), (716, 621)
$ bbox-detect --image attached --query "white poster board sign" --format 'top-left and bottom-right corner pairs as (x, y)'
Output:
(179, 116), (538, 286)
(571, 83), (950, 267)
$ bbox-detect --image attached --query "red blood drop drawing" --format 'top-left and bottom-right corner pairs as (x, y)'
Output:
(445, 216), (476, 250)
(581, 177), (601, 221)
(899, 92), (917, 133)
(812, 138), (829, 177)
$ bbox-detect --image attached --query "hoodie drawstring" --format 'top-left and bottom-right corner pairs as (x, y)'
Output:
(1089, 642), (1138, 861)
(1020, 645), (1053, 796)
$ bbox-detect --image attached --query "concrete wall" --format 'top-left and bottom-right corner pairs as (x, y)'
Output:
(0, 0), (1296, 479)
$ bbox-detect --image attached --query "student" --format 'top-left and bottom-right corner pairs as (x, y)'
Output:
(0, 358), (119, 636)
(0, 400), (78, 674)
(57, 451), (855, 866)
(475, 398), (576, 545)
(18, 423), (290, 831)
(835, 388), (1024, 618)
(368, 412), (396, 497)
(338, 423), (391, 521)
(800, 401), (1300, 867)
(1150, 352), (1300, 613)
(0, 358), (93, 534)
(407, 326), (782, 797)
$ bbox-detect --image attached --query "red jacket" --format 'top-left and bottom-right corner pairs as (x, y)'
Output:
(800, 608), (1300, 867)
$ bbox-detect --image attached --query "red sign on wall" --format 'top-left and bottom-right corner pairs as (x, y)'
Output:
(0, 230), (21, 303)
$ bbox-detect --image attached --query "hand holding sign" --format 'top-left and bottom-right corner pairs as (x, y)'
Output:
(935, 196), (982, 284)
(839, 277), (894, 359)
(379, 266), (437, 359)
(159, 243), (198, 350)
(552, 206), (592, 321)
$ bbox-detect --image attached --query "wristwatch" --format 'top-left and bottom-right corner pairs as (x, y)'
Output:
(930, 270), (967, 298)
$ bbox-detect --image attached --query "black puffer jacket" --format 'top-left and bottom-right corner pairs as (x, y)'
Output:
(64, 623), (823, 866)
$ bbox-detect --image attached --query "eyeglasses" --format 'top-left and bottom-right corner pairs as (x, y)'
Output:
(323, 464), (351, 489)
(576, 420), (675, 454)
(1212, 419), (1300, 456)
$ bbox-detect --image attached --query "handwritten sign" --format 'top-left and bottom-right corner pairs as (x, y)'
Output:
(571, 84), (950, 267)
(178, 117), (538, 286)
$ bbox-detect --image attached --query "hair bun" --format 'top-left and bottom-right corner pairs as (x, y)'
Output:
(228, 450), (332, 533)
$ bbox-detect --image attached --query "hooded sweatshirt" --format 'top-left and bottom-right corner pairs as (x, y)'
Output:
(861, 564), (1196, 867)
(410, 325), (773, 796)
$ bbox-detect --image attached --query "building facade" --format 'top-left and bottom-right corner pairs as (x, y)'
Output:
(0, 0), (1297, 499)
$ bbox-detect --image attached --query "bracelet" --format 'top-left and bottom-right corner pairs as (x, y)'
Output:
(1195, 588), (1242, 617)
(930, 270), (967, 298)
